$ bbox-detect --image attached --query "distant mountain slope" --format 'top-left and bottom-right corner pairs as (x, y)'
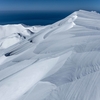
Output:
(0, 24), (45, 49)
(0, 10), (100, 100)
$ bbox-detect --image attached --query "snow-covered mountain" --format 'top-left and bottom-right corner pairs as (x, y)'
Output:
(0, 24), (46, 49)
(0, 10), (100, 100)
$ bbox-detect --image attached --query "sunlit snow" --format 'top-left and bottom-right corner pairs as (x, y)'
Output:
(0, 10), (100, 100)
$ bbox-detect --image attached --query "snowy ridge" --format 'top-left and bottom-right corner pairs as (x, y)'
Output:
(0, 24), (45, 38)
(0, 10), (100, 100)
(0, 24), (45, 49)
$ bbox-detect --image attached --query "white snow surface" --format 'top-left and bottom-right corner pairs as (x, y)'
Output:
(0, 10), (100, 100)
(0, 24), (45, 49)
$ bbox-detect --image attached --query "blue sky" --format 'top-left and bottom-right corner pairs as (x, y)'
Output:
(0, 0), (99, 12)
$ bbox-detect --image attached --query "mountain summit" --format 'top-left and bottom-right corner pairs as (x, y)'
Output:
(0, 10), (100, 100)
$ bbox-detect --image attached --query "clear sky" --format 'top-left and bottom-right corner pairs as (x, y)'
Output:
(0, 0), (99, 12)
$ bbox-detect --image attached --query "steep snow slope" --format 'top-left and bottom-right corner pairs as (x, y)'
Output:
(0, 10), (100, 100)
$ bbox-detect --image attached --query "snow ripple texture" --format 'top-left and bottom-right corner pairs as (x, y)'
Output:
(0, 10), (100, 100)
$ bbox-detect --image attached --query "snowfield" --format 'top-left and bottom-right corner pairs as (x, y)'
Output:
(0, 10), (100, 100)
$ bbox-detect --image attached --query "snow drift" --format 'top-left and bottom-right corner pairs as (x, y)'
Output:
(0, 10), (100, 100)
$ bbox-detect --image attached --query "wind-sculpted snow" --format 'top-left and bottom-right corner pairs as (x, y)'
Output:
(0, 10), (100, 100)
(45, 71), (100, 100)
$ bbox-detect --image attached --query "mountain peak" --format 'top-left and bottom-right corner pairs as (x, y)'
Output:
(0, 10), (100, 100)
